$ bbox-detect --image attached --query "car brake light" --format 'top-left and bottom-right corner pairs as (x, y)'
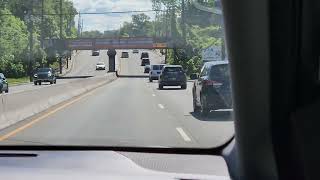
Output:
(204, 80), (223, 86)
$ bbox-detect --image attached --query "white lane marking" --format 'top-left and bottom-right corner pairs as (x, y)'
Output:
(158, 104), (164, 109)
(176, 127), (191, 142)
(152, 94), (156, 97)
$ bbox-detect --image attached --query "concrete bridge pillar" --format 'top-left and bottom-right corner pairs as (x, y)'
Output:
(107, 49), (117, 72)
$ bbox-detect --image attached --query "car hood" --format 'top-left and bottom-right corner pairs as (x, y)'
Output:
(0, 151), (228, 180)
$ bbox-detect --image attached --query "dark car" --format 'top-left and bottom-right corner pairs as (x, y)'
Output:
(0, 73), (9, 93)
(33, 68), (56, 85)
(141, 58), (150, 66)
(121, 52), (129, 58)
(92, 50), (100, 56)
(144, 65), (150, 73)
(192, 61), (232, 116)
(158, 65), (187, 90)
(132, 49), (139, 54)
(140, 52), (149, 59)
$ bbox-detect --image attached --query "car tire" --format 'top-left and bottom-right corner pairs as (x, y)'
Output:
(200, 95), (210, 116)
(181, 84), (187, 89)
(34, 81), (37, 85)
(39, 81), (42, 85)
(5, 89), (8, 93)
(159, 84), (163, 90)
(193, 91), (200, 113)
(54, 80), (57, 84)
(149, 78), (153, 82)
(50, 81), (53, 84)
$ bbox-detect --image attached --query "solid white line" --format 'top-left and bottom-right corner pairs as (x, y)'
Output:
(176, 127), (191, 142)
(158, 104), (164, 109)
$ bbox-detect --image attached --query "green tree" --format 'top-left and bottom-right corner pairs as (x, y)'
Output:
(0, 8), (28, 77)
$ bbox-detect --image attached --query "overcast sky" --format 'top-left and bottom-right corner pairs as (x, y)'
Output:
(72, 0), (155, 32)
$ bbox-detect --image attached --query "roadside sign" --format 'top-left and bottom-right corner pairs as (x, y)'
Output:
(202, 46), (222, 62)
(153, 43), (167, 49)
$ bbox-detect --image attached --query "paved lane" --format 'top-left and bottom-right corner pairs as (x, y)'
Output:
(0, 50), (234, 148)
(8, 50), (109, 94)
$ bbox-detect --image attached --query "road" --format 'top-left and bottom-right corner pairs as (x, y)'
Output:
(8, 50), (110, 94)
(0, 50), (234, 148)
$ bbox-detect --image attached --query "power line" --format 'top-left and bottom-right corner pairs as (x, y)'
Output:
(0, 9), (166, 16)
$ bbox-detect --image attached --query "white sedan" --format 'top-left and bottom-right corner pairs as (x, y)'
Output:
(96, 62), (106, 70)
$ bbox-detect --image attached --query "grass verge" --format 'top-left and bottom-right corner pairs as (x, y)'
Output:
(7, 77), (30, 86)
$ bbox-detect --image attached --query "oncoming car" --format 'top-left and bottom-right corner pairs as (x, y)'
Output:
(96, 62), (106, 70)
(33, 68), (56, 85)
(0, 73), (8, 93)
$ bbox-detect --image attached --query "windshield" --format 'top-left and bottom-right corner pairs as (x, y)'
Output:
(37, 68), (51, 73)
(0, 0), (234, 149)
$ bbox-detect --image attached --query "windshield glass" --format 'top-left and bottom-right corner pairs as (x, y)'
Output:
(0, 0), (234, 149)
(37, 68), (51, 73)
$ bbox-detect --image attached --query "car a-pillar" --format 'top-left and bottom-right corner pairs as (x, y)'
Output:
(107, 49), (117, 73)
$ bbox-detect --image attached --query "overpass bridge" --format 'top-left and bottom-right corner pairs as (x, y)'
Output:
(66, 37), (173, 50)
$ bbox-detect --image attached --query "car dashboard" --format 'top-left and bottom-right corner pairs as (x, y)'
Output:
(0, 151), (230, 180)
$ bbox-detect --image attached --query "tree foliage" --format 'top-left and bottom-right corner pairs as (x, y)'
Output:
(0, 0), (77, 78)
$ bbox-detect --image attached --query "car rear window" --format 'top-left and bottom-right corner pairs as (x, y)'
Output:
(152, 65), (160, 70)
(164, 67), (183, 72)
(37, 68), (51, 72)
(210, 64), (230, 81)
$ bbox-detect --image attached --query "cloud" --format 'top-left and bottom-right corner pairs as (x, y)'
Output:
(73, 0), (155, 32)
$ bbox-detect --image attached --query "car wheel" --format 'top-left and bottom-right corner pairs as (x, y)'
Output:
(50, 81), (53, 84)
(200, 95), (210, 116)
(39, 81), (42, 85)
(159, 84), (163, 90)
(181, 84), (187, 89)
(5, 89), (8, 93)
(149, 78), (153, 82)
(193, 92), (200, 113)
(34, 81), (37, 85)
(54, 80), (57, 84)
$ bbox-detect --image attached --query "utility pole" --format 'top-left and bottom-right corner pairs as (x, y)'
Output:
(28, 0), (34, 81)
(59, 0), (63, 74)
(40, 0), (44, 50)
(181, 0), (186, 42)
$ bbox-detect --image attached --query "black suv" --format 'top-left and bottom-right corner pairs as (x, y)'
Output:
(33, 68), (57, 85)
(192, 61), (232, 116)
(141, 58), (150, 66)
(158, 65), (187, 89)
(0, 73), (8, 93)
(140, 52), (149, 59)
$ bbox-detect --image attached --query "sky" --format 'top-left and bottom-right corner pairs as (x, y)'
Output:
(72, 0), (155, 32)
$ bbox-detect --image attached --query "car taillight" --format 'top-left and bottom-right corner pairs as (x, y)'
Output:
(204, 80), (223, 87)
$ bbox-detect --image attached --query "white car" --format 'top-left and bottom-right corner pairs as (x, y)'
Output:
(96, 62), (106, 70)
(149, 64), (166, 82)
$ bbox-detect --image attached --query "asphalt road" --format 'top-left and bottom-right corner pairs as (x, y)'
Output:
(8, 50), (111, 94)
(0, 50), (234, 148)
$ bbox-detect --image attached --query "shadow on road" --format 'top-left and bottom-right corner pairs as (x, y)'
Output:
(57, 76), (93, 79)
(118, 75), (149, 78)
(157, 87), (185, 91)
(190, 111), (233, 122)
